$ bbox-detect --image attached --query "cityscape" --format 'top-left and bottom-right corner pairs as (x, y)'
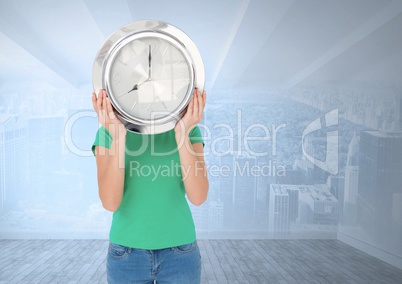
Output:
(0, 83), (401, 258)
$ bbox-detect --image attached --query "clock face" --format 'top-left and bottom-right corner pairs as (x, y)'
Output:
(107, 35), (192, 121)
(93, 20), (205, 134)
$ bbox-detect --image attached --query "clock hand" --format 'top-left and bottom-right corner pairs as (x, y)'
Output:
(119, 46), (152, 98)
(128, 83), (140, 93)
(118, 80), (147, 98)
(148, 45), (152, 80)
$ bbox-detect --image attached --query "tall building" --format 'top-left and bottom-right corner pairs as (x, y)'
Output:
(298, 184), (338, 225)
(189, 201), (208, 232)
(255, 158), (276, 231)
(28, 116), (65, 208)
(303, 136), (330, 184)
(270, 184), (338, 228)
(393, 193), (402, 237)
(357, 131), (402, 240)
(269, 185), (289, 235)
(399, 97), (402, 131)
(344, 133), (359, 224)
(286, 187), (300, 223)
(256, 160), (273, 207)
(276, 166), (305, 185)
(0, 115), (28, 216)
(217, 155), (234, 229)
(255, 161), (273, 230)
(190, 200), (224, 233)
(327, 174), (344, 223)
(344, 167), (359, 205)
(208, 200), (224, 231)
(233, 153), (257, 230)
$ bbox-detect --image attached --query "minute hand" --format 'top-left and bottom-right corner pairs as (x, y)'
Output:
(148, 45), (152, 80)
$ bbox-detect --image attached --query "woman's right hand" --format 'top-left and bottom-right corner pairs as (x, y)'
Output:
(92, 89), (126, 212)
(92, 89), (126, 136)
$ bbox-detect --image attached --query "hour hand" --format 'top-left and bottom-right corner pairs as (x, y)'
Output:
(118, 81), (146, 98)
(128, 80), (147, 93)
(128, 83), (139, 93)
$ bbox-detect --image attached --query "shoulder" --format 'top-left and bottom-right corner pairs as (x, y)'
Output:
(188, 125), (204, 146)
(92, 126), (113, 155)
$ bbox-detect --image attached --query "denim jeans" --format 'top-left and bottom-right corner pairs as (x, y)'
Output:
(107, 241), (201, 284)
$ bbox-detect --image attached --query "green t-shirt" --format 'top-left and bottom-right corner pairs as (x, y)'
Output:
(92, 126), (204, 250)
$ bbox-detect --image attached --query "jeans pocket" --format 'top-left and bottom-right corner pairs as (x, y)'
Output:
(174, 241), (198, 253)
(108, 242), (128, 259)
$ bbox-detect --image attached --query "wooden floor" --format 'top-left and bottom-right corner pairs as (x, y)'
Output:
(0, 239), (401, 283)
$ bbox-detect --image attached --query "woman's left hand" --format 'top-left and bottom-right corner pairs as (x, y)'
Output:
(174, 88), (209, 206)
(174, 88), (206, 135)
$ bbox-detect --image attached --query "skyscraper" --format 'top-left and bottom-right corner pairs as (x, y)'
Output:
(344, 167), (359, 205)
(233, 153), (257, 230)
(399, 97), (402, 131)
(297, 184), (338, 226)
(344, 133), (359, 224)
(286, 187), (300, 223)
(255, 160), (273, 229)
(303, 136), (330, 184)
(0, 115), (28, 216)
(208, 200), (224, 231)
(357, 131), (402, 241)
(217, 154), (234, 230)
(189, 201), (208, 232)
(28, 116), (65, 210)
(269, 185), (289, 235)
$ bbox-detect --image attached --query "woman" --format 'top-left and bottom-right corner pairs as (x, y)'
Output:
(91, 88), (208, 283)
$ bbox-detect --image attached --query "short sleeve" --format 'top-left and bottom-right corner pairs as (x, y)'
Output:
(92, 126), (113, 156)
(188, 125), (204, 146)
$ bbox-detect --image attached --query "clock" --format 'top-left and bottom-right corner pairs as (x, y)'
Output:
(92, 20), (205, 134)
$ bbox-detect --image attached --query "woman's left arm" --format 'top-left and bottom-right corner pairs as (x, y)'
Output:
(175, 88), (209, 206)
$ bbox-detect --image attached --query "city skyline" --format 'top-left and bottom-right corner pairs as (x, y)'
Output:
(1, 86), (400, 242)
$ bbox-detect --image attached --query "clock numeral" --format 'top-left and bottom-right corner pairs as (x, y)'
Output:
(113, 73), (121, 85)
(150, 42), (159, 52)
(147, 103), (168, 115)
(130, 43), (138, 56)
(131, 101), (137, 110)
(117, 59), (127, 66)
(162, 46), (169, 57)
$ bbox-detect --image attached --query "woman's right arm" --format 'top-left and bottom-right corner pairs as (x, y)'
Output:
(92, 90), (127, 212)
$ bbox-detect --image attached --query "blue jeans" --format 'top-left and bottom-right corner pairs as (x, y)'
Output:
(107, 241), (201, 284)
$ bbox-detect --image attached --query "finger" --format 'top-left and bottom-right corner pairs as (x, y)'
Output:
(186, 95), (194, 115)
(202, 91), (207, 112)
(102, 90), (107, 110)
(197, 89), (204, 116)
(92, 93), (98, 112)
(106, 97), (116, 120)
(97, 90), (103, 111)
(192, 89), (199, 115)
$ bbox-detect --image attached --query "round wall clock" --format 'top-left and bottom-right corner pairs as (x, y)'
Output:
(93, 20), (205, 134)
